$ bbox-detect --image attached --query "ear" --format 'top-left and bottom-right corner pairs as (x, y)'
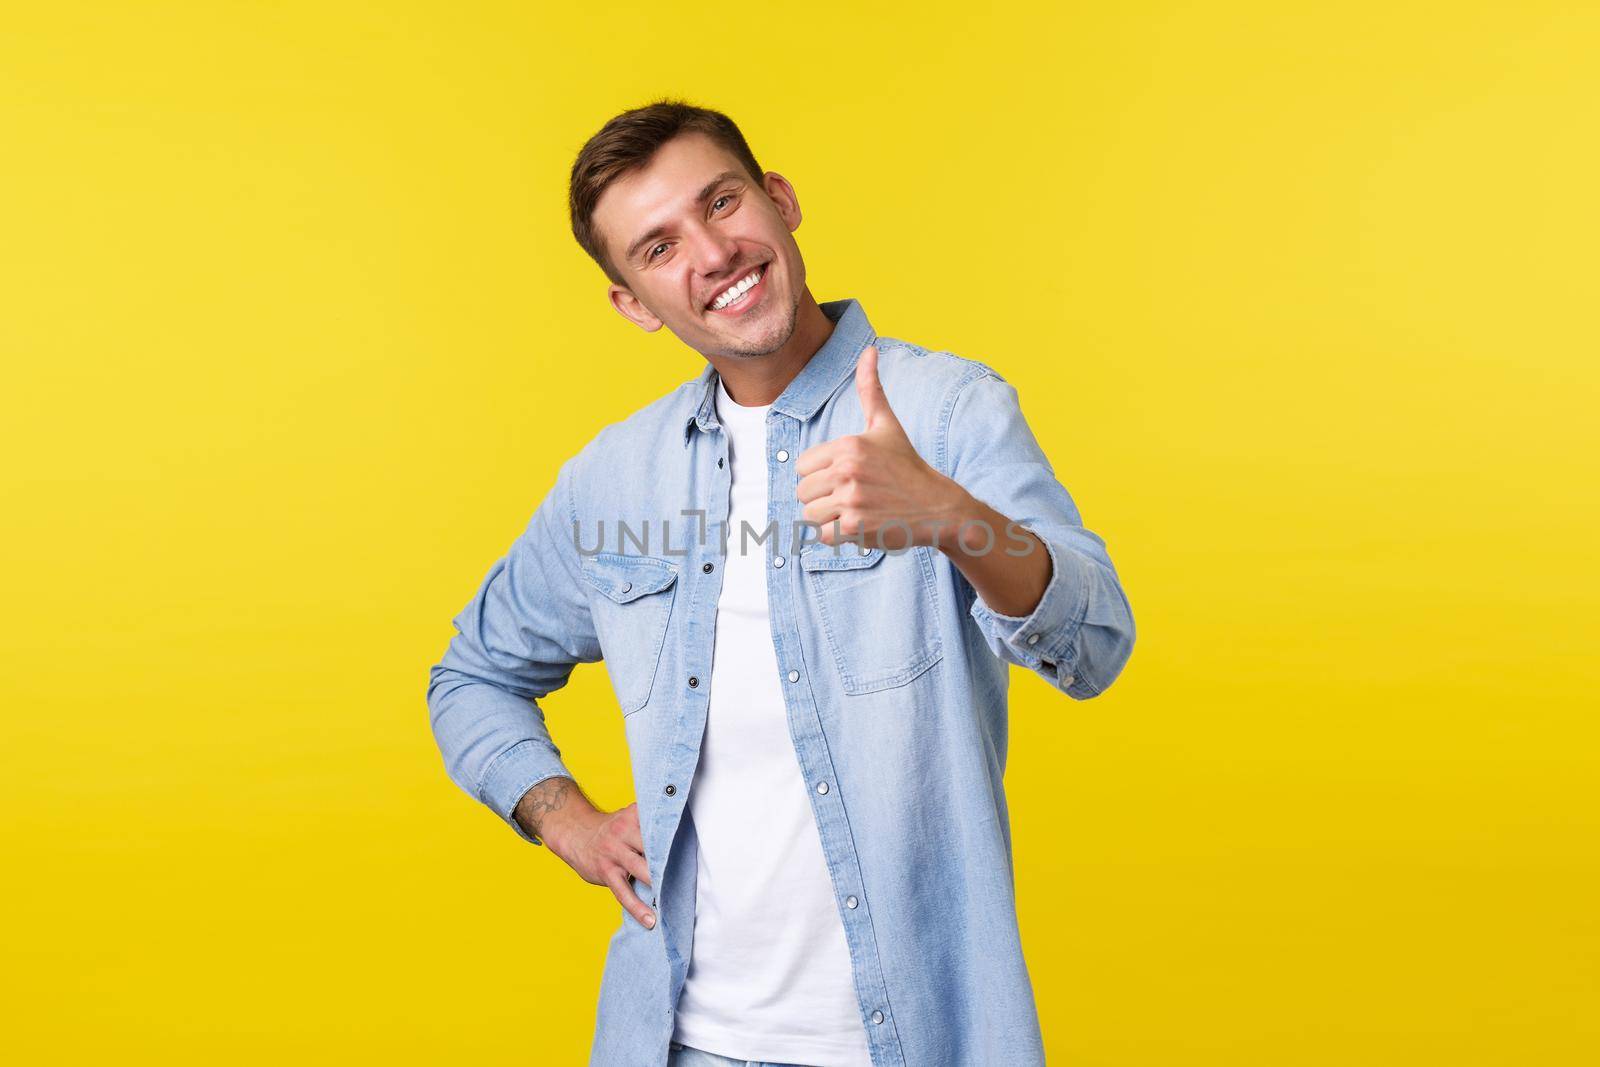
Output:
(762, 171), (803, 233)
(608, 283), (663, 333)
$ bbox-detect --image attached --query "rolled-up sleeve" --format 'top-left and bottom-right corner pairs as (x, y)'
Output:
(941, 369), (1136, 699)
(426, 455), (602, 844)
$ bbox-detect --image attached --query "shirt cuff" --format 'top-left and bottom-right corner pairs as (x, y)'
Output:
(478, 738), (575, 847)
(966, 531), (1096, 696)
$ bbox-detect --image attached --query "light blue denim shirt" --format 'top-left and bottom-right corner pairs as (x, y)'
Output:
(427, 298), (1136, 1066)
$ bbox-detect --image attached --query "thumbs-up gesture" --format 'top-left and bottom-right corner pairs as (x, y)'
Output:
(795, 344), (974, 551)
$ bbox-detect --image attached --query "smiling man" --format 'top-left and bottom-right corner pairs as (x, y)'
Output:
(426, 99), (1136, 1067)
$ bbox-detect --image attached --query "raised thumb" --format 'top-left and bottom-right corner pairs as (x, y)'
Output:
(856, 344), (900, 433)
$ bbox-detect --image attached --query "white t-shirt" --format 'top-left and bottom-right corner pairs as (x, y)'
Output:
(669, 374), (874, 1066)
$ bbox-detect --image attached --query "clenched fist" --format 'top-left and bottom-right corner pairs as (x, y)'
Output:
(795, 344), (975, 551)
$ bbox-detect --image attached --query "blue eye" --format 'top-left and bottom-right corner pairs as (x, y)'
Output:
(713, 194), (733, 212)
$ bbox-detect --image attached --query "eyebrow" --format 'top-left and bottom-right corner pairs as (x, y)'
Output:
(622, 170), (746, 265)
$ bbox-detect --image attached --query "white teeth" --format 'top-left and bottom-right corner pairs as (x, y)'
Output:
(711, 267), (763, 310)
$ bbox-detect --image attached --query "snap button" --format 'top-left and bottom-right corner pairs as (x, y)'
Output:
(621, 582), (632, 594)
(846, 895), (858, 909)
(775, 449), (789, 462)
(871, 1009), (884, 1024)
(787, 670), (800, 683)
(717, 457), (724, 468)
(1064, 674), (1076, 686)
(816, 781), (829, 795)
(773, 555), (785, 568)
(688, 676), (698, 688)
(664, 784), (676, 796)
(702, 562), (713, 573)
(1026, 634), (1040, 645)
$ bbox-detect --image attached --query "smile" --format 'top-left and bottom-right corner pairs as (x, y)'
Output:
(707, 264), (768, 315)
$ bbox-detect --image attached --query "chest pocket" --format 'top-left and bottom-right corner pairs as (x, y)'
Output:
(580, 552), (680, 715)
(800, 542), (943, 695)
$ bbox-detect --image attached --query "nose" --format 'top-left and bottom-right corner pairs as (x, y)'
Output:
(686, 222), (738, 279)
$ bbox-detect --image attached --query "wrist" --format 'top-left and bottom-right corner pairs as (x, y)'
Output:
(931, 484), (995, 556)
(514, 776), (593, 850)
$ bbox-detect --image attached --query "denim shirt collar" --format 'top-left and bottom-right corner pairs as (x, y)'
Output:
(681, 297), (877, 448)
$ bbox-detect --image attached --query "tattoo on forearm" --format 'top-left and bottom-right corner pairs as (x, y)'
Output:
(515, 776), (575, 839)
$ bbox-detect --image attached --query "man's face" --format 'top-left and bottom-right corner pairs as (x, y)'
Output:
(593, 132), (808, 359)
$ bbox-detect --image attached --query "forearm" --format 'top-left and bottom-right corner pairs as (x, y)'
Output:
(427, 660), (579, 845)
(936, 492), (1052, 618)
(512, 775), (599, 851)
(936, 369), (1136, 697)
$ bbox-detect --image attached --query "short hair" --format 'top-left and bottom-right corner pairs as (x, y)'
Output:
(569, 98), (766, 284)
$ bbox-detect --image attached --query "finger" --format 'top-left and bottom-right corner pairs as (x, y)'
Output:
(794, 437), (847, 479)
(855, 344), (901, 434)
(805, 500), (872, 546)
(606, 868), (656, 928)
(618, 804), (644, 854)
(796, 464), (845, 506)
(623, 849), (653, 889)
(801, 495), (845, 533)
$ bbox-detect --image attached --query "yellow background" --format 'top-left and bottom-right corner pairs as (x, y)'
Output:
(4, 2), (1596, 1063)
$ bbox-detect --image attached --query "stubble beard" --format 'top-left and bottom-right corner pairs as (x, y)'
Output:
(715, 286), (801, 359)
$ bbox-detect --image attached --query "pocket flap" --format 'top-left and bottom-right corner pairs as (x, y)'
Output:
(799, 541), (886, 572)
(581, 553), (680, 603)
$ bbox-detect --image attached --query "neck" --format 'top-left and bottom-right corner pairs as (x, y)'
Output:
(707, 289), (835, 406)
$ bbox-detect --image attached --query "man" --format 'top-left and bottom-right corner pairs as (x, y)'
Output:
(427, 99), (1136, 1067)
